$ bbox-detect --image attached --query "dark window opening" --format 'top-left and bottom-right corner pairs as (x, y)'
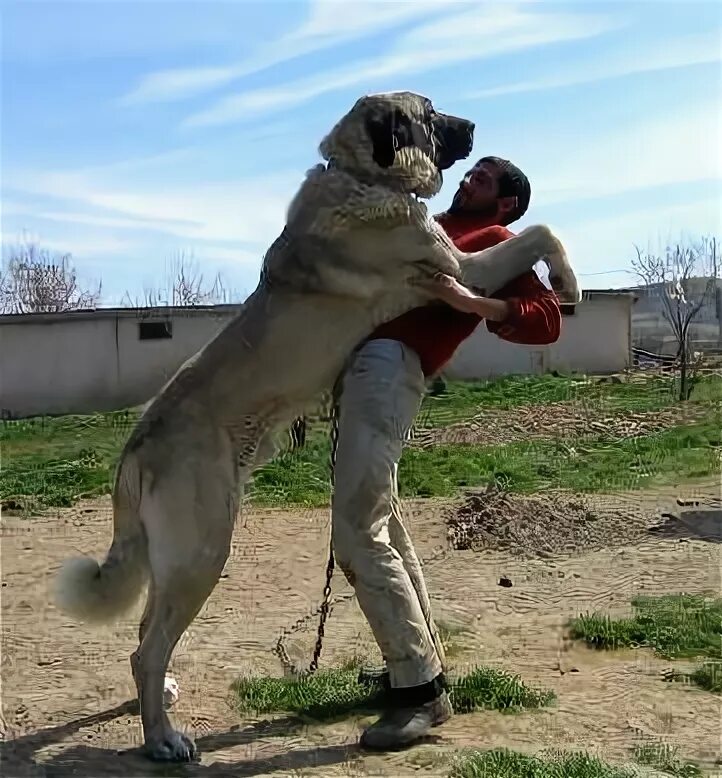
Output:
(560, 304), (576, 316)
(139, 320), (173, 340)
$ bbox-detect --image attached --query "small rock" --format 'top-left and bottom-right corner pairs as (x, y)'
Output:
(498, 576), (513, 588)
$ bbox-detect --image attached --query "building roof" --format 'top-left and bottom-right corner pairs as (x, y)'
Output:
(0, 288), (637, 325)
(582, 289), (638, 302)
(0, 303), (245, 325)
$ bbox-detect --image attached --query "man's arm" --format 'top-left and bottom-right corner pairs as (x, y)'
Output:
(486, 271), (561, 345)
(426, 274), (510, 320)
(424, 269), (562, 345)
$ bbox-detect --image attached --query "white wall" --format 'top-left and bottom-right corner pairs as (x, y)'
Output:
(445, 295), (632, 380)
(0, 296), (633, 419)
(0, 308), (235, 418)
(1, 316), (120, 418)
(113, 311), (232, 410)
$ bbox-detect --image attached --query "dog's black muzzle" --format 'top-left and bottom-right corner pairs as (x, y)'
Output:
(433, 114), (475, 171)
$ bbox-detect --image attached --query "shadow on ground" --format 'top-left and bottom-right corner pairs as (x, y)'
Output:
(1, 699), (435, 777)
(648, 508), (722, 543)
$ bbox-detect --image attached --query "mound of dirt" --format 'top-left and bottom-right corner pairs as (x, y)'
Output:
(446, 487), (651, 558)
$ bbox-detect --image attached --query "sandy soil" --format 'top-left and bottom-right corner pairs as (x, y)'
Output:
(1, 480), (721, 777)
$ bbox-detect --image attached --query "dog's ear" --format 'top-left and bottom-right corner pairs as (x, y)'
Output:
(365, 109), (397, 169)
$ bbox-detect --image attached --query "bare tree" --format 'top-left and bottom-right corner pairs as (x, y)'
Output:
(122, 251), (233, 308)
(632, 235), (719, 400)
(0, 240), (101, 314)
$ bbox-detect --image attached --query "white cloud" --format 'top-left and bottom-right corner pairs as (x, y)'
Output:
(182, 6), (623, 129)
(8, 205), (199, 236)
(531, 100), (722, 207)
(119, 65), (245, 106)
(119, 0), (447, 105)
(465, 31), (722, 99)
(6, 168), (305, 249)
(6, 147), (198, 188)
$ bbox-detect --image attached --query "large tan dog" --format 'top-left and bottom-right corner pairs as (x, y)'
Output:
(54, 91), (580, 762)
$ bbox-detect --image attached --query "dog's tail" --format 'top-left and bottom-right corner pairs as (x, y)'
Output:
(54, 454), (149, 623)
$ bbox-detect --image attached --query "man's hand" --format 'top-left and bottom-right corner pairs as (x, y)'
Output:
(420, 274), (510, 322)
(422, 273), (480, 313)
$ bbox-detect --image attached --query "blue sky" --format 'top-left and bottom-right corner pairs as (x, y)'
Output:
(2, 0), (720, 305)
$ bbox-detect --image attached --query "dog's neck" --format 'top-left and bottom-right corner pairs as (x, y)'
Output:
(325, 157), (423, 200)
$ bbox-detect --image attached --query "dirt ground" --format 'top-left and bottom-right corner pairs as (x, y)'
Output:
(1, 480), (721, 777)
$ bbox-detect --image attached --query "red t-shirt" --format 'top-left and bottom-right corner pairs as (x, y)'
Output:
(368, 211), (561, 377)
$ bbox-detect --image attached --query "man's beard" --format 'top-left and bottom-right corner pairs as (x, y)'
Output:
(447, 187), (498, 220)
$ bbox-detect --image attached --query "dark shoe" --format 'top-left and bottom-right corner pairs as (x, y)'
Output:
(357, 665), (391, 691)
(359, 691), (453, 751)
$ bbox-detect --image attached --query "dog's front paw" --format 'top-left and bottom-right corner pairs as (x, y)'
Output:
(546, 254), (582, 304)
(143, 730), (198, 762)
(550, 267), (582, 304)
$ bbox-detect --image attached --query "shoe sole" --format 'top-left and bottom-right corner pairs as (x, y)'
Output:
(359, 712), (452, 751)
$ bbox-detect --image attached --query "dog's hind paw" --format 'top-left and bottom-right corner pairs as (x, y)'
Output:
(143, 730), (197, 762)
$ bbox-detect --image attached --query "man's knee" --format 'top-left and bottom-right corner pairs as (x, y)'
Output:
(332, 520), (398, 588)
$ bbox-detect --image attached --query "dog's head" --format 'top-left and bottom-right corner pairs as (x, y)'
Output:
(319, 91), (474, 198)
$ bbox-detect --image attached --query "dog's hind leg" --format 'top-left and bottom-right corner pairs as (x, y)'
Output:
(130, 470), (238, 762)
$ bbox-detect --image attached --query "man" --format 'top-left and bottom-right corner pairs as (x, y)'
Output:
(331, 157), (561, 750)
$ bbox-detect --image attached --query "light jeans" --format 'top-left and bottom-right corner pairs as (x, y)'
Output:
(332, 338), (446, 689)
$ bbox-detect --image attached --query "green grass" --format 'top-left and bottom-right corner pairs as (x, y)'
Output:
(185, 417), (722, 506)
(448, 749), (636, 778)
(450, 666), (555, 713)
(2, 374), (719, 510)
(3, 417), (719, 510)
(231, 665), (554, 722)
(633, 742), (703, 777)
(398, 420), (721, 499)
(570, 594), (722, 660)
(0, 410), (138, 509)
(570, 594), (722, 695)
(416, 374), (695, 429)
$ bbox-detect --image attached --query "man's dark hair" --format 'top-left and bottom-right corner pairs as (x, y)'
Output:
(478, 156), (531, 225)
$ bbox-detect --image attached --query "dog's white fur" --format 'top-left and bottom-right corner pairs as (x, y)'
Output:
(54, 91), (580, 761)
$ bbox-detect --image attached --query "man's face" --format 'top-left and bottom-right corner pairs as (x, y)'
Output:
(451, 159), (517, 222)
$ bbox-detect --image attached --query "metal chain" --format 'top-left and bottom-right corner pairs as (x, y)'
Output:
(306, 396), (341, 675)
(273, 395), (341, 678)
(273, 541), (452, 676)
